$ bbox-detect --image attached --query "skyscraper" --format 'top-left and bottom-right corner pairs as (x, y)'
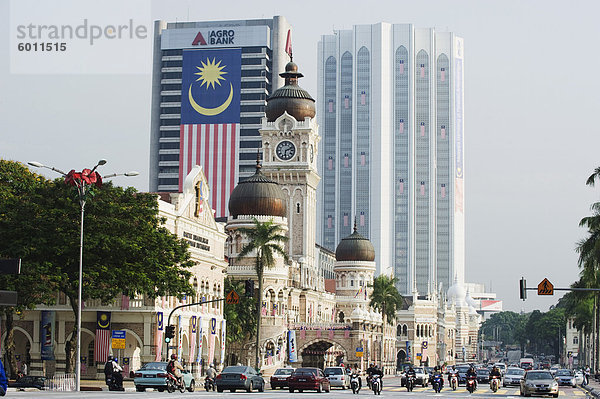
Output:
(149, 17), (292, 216)
(316, 23), (465, 296)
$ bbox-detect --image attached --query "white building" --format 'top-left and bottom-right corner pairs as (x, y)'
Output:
(316, 23), (465, 296)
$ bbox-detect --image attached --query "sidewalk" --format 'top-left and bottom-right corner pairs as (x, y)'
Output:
(581, 378), (600, 398)
(8, 379), (137, 393)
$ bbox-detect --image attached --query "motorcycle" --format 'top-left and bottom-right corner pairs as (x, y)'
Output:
(490, 376), (500, 392)
(432, 374), (443, 393)
(204, 377), (216, 392)
(166, 373), (186, 393)
(105, 374), (125, 392)
(371, 375), (382, 395)
(449, 373), (458, 391)
(466, 376), (477, 394)
(350, 373), (361, 394)
(406, 375), (415, 392)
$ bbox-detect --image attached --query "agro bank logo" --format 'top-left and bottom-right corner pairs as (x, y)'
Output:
(192, 30), (235, 46)
(188, 57), (233, 116)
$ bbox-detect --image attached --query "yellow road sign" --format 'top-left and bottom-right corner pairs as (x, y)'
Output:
(112, 338), (125, 349)
(226, 289), (240, 304)
(537, 278), (554, 295)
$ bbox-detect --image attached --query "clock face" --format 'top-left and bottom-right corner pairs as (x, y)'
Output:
(276, 140), (296, 161)
(310, 145), (314, 163)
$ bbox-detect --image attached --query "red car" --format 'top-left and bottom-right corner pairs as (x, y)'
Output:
(288, 367), (331, 393)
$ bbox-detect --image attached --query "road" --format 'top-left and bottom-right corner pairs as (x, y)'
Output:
(8, 382), (590, 398)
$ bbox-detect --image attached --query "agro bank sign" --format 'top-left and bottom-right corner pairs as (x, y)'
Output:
(161, 25), (270, 50)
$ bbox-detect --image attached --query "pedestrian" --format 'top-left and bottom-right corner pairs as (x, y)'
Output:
(585, 366), (591, 386)
(20, 362), (28, 377)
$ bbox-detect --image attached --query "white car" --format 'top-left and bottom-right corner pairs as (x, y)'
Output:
(503, 367), (525, 387)
(323, 367), (349, 389)
(494, 362), (507, 376)
(574, 370), (585, 385)
(413, 367), (429, 387)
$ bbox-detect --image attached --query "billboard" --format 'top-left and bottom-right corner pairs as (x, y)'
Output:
(161, 25), (270, 50)
(41, 310), (55, 360)
(288, 330), (297, 362)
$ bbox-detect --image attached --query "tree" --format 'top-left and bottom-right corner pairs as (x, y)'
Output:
(237, 218), (288, 370)
(0, 160), (196, 373)
(0, 160), (59, 377)
(369, 275), (404, 324)
(223, 278), (256, 365)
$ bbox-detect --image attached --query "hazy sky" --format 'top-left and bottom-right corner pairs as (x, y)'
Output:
(2, 0), (599, 313)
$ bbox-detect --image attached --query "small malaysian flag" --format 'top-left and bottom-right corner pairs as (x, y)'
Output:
(344, 95), (349, 109)
(316, 329), (322, 338)
(420, 181), (425, 196)
(441, 184), (446, 198)
(420, 122), (425, 137)
(399, 178), (404, 194)
(261, 301), (267, 316)
(441, 68), (446, 82)
(328, 156), (333, 170)
(344, 154), (349, 167)
(360, 152), (366, 166)
(344, 213), (349, 227)
(327, 215), (332, 229)
(344, 328), (350, 338)
(420, 64), (425, 78)
(441, 125), (446, 139)
(300, 328), (306, 339)
(328, 329), (334, 339)
(328, 99), (334, 113)
(361, 91), (366, 105)
(399, 60), (405, 74)
(399, 119), (404, 134)
(360, 211), (365, 226)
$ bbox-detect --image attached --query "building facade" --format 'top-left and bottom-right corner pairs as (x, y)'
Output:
(316, 23), (465, 296)
(149, 16), (293, 217)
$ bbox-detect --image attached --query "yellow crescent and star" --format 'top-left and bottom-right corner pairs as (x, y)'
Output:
(188, 57), (233, 116)
(98, 313), (109, 329)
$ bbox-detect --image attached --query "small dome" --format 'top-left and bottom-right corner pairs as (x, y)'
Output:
(265, 61), (315, 122)
(447, 277), (467, 307)
(351, 307), (362, 319)
(335, 224), (375, 262)
(228, 162), (287, 218)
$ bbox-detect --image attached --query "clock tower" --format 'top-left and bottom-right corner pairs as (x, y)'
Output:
(260, 61), (321, 268)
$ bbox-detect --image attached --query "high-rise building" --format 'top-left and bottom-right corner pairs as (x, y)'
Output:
(149, 17), (292, 216)
(316, 23), (465, 296)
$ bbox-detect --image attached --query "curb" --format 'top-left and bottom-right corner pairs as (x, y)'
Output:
(582, 385), (600, 398)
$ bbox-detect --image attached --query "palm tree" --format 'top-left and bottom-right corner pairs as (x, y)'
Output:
(237, 218), (288, 371)
(369, 275), (404, 325)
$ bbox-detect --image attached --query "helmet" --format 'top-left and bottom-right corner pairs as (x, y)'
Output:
(113, 357), (118, 363)
(107, 356), (112, 361)
(171, 354), (178, 360)
(210, 363), (214, 368)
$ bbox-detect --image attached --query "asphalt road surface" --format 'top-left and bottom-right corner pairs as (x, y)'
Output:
(8, 384), (590, 398)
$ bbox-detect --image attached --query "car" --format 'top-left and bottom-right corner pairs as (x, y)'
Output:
(476, 368), (490, 384)
(455, 365), (471, 385)
(425, 367), (435, 384)
(216, 365), (264, 393)
(503, 367), (525, 387)
(520, 370), (559, 398)
(549, 366), (560, 376)
(555, 369), (576, 387)
(288, 367), (331, 393)
(133, 362), (195, 392)
(494, 362), (507, 375)
(10, 376), (46, 390)
(413, 367), (429, 387)
(270, 367), (295, 389)
(323, 366), (349, 389)
(574, 370), (585, 385)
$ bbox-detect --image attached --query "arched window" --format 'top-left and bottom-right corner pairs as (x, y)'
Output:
(339, 311), (345, 323)
(402, 324), (408, 335)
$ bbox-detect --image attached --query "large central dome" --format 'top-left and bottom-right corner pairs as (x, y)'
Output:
(265, 61), (315, 122)
(335, 224), (375, 262)
(228, 162), (287, 218)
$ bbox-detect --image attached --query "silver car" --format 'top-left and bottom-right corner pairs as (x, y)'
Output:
(520, 370), (559, 398)
(503, 367), (525, 387)
(555, 369), (576, 387)
(323, 367), (349, 389)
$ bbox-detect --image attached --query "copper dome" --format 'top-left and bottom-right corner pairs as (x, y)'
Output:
(335, 224), (375, 262)
(265, 62), (315, 122)
(228, 163), (287, 218)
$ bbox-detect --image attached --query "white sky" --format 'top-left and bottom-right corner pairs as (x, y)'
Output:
(1, 0), (599, 313)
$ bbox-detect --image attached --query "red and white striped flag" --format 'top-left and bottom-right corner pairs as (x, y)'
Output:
(420, 122), (425, 137)
(399, 179), (404, 194)
(155, 312), (164, 361)
(344, 95), (349, 109)
(441, 68), (446, 82)
(121, 294), (129, 310)
(328, 157), (333, 170)
(189, 316), (197, 363)
(328, 329), (334, 339)
(285, 29), (292, 58)
(300, 328), (306, 340)
(360, 212), (365, 226)
(420, 64), (425, 78)
(441, 184), (446, 198)
(179, 123), (239, 217)
(399, 119), (404, 134)
(361, 91), (366, 105)
(360, 152), (366, 166)
(420, 181), (425, 196)
(399, 60), (404, 75)
(344, 213), (349, 227)
(327, 215), (332, 229)
(94, 311), (111, 363)
(441, 125), (446, 139)
(344, 329), (350, 338)
(344, 154), (349, 167)
(316, 329), (322, 338)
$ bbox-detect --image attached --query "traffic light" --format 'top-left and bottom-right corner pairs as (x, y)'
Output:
(519, 278), (527, 301)
(245, 279), (254, 298)
(165, 325), (175, 343)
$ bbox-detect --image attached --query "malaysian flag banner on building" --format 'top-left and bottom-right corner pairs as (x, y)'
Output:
(190, 316), (197, 363)
(179, 48), (241, 217)
(196, 316), (203, 364)
(95, 311), (111, 363)
(155, 312), (163, 361)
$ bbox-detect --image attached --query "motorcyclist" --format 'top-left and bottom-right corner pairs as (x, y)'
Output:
(351, 364), (362, 389)
(167, 354), (184, 386)
(110, 357), (124, 388)
(406, 366), (416, 388)
(432, 366), (444, 388)
(205, 363), (217, 388)
(466, 365), (477, 389)
(366, 363), (376, 388)
(489, 365), (501, 383)
(447, 365), (458, 388)
(371, 364), (384, 388)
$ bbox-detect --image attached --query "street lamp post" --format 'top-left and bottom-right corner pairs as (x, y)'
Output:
(28, 160), (138, 391)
